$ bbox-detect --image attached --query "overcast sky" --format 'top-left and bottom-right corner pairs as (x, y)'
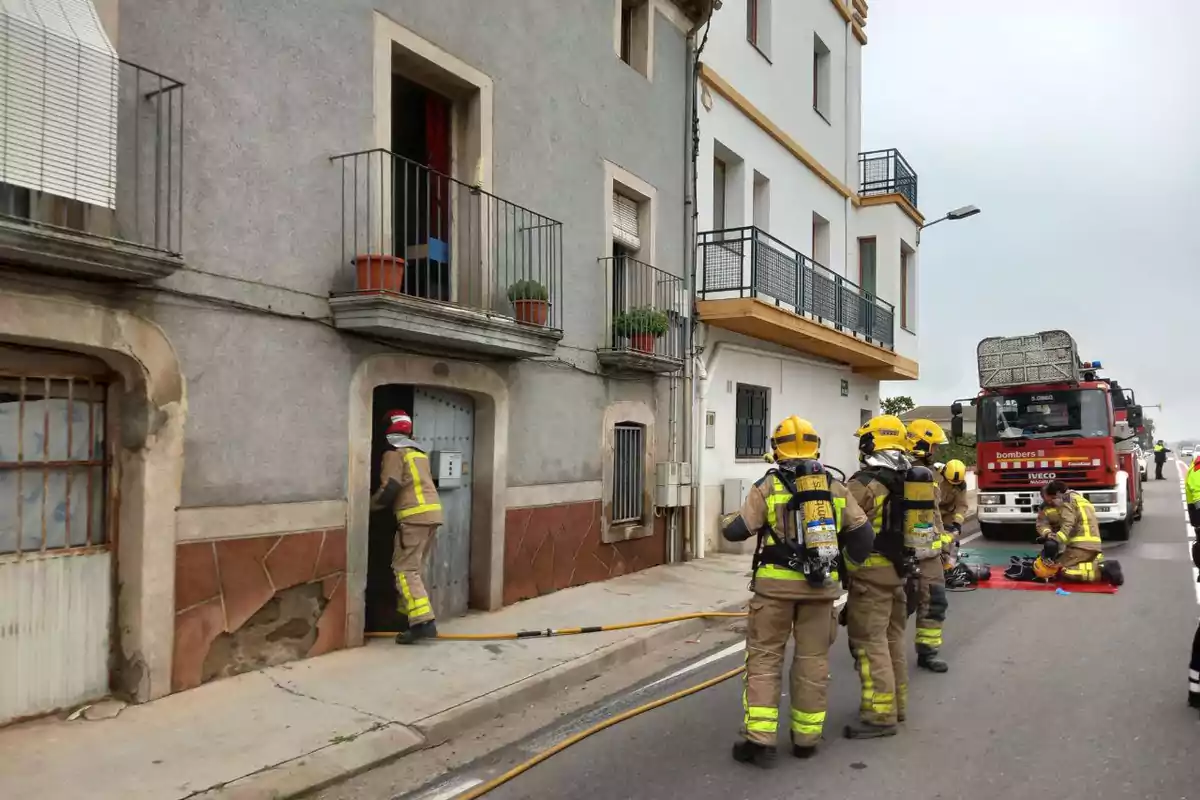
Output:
(864, 0), (1200, 441)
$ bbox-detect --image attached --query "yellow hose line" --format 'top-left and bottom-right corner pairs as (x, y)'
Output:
(455, 664), (747, 799)
(363, 611), (747, 641)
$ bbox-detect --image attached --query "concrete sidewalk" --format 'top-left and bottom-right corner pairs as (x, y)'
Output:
(0, 556), (752, 800)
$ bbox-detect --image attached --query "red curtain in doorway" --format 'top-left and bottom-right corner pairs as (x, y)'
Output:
(425, 95), (452, 244)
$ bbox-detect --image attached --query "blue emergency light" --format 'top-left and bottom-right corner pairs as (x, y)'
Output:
(1082, 360), (1102, 369)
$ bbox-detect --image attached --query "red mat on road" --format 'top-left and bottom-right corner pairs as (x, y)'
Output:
(974, 578), (1119, 594)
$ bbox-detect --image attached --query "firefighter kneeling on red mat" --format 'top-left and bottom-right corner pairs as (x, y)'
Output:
(720, 416), (876, 768)
(1004, 480), (1123, 586)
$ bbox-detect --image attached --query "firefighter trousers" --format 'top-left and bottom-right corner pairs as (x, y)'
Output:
(1057, 548), (1104, 583)
(915, 556), (948, 656)
(846, 569), (908, 726)
(742, 595), (839, 747)
(392, 523), (440, 625)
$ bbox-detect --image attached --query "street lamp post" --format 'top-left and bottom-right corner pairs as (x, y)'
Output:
(916, 204), (981, 245)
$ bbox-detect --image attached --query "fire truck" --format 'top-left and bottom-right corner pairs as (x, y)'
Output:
(949, 330), (1144, 541)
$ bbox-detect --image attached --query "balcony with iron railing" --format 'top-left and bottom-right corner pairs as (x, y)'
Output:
(695, 226), (917, 380)
(327, 149), (563, 358)
(0, 59), (185, 281)
(858, 148), (918, 211)
(597, 256), (685, 374)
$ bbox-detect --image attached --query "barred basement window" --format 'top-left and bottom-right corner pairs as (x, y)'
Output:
(735, 383), (770, 459)
(612, 422), (645, 524)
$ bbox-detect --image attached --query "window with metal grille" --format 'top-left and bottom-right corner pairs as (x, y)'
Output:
(0, 375), (108, 555)
(735, 384), (770, 459)
(612, 422), (645, 524)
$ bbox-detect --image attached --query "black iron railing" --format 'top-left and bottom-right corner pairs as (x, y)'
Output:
(859, 149), (918, 209)
(332, 149), (563, 332)
(0, 59), (185, 256)
(599, 256), (686, 364)
(697, 226), (894, 348)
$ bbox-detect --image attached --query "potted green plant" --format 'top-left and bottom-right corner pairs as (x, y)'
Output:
(614, 307), (669, 354)
(508, 279), (550, 326)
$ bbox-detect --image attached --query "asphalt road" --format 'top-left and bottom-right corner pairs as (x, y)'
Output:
(418, 463), (1200, 800)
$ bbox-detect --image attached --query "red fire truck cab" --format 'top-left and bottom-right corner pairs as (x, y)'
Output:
(950, 330), (1142, 541)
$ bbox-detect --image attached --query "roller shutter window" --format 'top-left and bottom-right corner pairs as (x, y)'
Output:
(0, 0), (119, 208)
(612, 191), (641, 252)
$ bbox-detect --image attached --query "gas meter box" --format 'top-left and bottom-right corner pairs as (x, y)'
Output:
(430, 450), (463, 489)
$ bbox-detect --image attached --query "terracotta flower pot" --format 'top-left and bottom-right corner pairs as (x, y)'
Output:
(630, 332), (657, 354)
(513, 299), (550, 326)
(354, 254), (405, 293)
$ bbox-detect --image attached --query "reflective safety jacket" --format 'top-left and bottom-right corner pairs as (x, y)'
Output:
(1186, 464), (1200, 505)
(377, 442), (444, 526)
(1035, 491), (1099, 553)
(1155, 444), (1169, 464)
(737, 473), (869, 600)
(935, 472), (968, 554)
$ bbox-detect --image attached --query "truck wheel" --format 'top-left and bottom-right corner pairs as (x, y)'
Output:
(980, 522), (1005, 540)
(1102, 518), (1131, 542)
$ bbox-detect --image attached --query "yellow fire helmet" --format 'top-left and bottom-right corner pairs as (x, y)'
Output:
(906, 418), (948, 458)
(771, 416), (821, 461)
(941, 459), (968, 485)
(855, 414), (909, 455)
(1032, 556), (1059, 580)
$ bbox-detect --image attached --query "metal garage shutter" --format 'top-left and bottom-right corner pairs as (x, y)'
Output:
(0, 0), (119, 208)
(612, 192), (641, 251)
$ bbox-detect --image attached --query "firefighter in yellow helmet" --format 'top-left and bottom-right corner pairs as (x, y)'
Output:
(1005, 481), (1124, 585)
(905, 420), (952, 674)
(843, 414), (933, 739)
(721, 416), (875, 766)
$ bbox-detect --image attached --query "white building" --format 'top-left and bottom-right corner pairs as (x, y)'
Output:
(691, 0), (923, 557)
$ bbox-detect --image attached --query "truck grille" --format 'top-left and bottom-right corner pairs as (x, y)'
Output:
(997, 469), (1091, 483)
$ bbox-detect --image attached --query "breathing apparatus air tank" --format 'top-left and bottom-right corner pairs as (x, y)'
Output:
(789, 459), (839, 587)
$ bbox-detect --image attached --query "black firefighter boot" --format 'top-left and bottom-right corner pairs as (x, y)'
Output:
(396, 620), (438, 644)
(843, 720), (898, 740)
(791, 734), (817, 759)
(1100, 559), (1125, 587)
(917, 650), (949, 673)
(732, 740), (777, 767)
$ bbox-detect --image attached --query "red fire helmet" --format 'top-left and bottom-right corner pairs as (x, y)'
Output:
(384, 408), (412, 436)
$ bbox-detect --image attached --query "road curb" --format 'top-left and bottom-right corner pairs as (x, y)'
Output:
(191, 600), (747, 800)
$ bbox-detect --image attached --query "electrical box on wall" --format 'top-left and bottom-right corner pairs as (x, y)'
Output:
(705, 411), (716, 448)
(723, 479), (753, 514)
(655, 461), (692, 507)
(431, 450), (463, 489)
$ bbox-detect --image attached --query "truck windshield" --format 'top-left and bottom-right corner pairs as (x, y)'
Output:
(978, 389), (1110, 441)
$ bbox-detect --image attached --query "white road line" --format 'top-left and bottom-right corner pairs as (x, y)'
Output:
(960, 531), (982, 545)
(1171, 460), (1200, 606)
(410, 777), (484, 800)
(642, 640), (747, 690)
(642, 591), (851, 691)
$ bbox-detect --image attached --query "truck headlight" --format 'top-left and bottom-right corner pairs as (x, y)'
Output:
(1088, 492), (1118, 504)
(978, 494), (1004, 505)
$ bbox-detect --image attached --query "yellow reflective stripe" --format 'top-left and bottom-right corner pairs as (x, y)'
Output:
(1070, 497), (1100, 543)
(398, 451), (443, 519)
(833, 496), (845, 532)
(755, 563), (839, 583)
(855, 648), (874, 713)
(398, 503), (442, 519)
(791, 709), (825, 734)
(405, 451), (428, 505)
(916, 627), (943, 647)
(745, 704), (779, 733)
(953, 514), (965, 524)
